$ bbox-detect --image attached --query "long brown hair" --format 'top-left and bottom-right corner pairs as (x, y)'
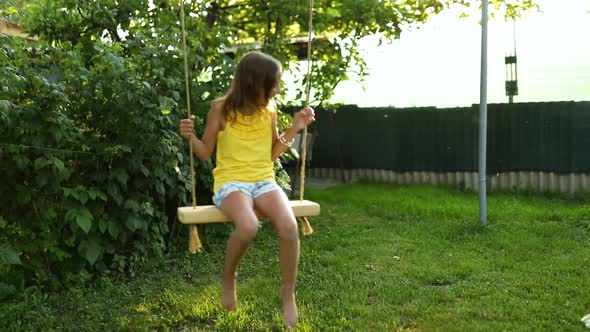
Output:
(221, 51), (282, 120)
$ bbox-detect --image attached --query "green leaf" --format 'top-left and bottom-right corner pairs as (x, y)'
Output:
(78, 191), (89, 205)
(326, 7), (342, 18)
(142, 202), (154, 217)
(75, 208), (93, 234)
(84, 240), (101, 265)
(34, 157), (46, 170)
(107, 183), (124, 206)
(161, 109), (171, 115)
(139, 164), (149, 177)
(98, 218), (108, 234)
(49, 126), (64, 143)
(0, 100), (13, 111)
(155, 182), (165, 194)
(0, 247), (22, 266)
(96, 191), (108, 201)
(65, 209), (77, 222)
(5, 6), (19, 15)
(108, 221), (120, 239)
(117, 145), (132, 153)
(124, 199), (140, 211)
(79, 268), (92, 282)
(44, 208), (58, 220)
(52, 158), (65, 173)
(49, 246), (70, 261)
(112, 169), (129, 185)
(36, 173), (48, 187)
(125, 217), (144, 231)
(88, 190), (97, 200)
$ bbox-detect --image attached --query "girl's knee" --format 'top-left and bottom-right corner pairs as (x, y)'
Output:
(235, 222), (259, 242)
(277, 218), (299, 241)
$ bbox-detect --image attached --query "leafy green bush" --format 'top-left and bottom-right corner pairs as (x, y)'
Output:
(0, 36), (204, 291)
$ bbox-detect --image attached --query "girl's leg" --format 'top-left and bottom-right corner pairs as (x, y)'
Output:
(254, 190), (299, 328)
(219, 191), (259, 311)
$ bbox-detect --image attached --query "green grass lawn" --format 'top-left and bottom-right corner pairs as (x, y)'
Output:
(2, 182), (590, 331)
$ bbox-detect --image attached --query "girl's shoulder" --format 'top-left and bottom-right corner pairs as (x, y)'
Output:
(211, 97), (226, 111)
(207, 98), (226, 130)
(209, 98), (226, 117)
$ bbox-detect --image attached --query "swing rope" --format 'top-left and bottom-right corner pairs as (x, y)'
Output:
(298, 0), (315, 236)
(179, 0), (201, 253)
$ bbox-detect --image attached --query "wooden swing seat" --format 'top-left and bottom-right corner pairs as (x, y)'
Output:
(178, 200), (320, 224)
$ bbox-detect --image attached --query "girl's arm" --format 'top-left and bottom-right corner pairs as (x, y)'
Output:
(180, 100), (223, 161)
(271, 105), (315, 161)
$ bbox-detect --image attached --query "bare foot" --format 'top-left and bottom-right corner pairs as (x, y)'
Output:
(281, 285), (298, 329)
(221, 273), (237, 311)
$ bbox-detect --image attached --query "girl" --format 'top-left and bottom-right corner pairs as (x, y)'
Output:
(179, 51), (315, 328)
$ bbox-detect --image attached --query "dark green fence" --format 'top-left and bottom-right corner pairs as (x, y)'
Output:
(310, 101), (590, 174)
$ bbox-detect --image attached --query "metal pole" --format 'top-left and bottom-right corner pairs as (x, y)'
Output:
(478, 0), (489, 225)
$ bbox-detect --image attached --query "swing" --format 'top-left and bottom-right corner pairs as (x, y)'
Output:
(177, 0), (320, 253)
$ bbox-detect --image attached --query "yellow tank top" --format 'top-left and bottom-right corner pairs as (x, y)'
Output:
(213, 107), (275, 192)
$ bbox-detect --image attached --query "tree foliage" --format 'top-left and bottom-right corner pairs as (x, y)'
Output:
(16, 0), (538, 104)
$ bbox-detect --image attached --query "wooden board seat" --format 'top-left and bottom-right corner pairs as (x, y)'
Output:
(178, 200), (321, 224)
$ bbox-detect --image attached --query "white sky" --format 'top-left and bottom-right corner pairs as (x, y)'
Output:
(328, 0), (590, 107)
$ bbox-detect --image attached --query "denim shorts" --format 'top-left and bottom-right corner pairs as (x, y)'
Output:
(212, 180), (281, 208)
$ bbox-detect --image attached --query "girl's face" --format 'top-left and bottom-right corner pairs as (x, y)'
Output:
(258, 70), (282, 105)
(270, 71), (282, 98)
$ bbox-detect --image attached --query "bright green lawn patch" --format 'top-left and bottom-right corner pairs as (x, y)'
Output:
(2, 183), (590, 331)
